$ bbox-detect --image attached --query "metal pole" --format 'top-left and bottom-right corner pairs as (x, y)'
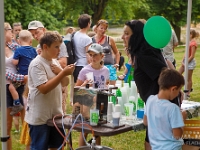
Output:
(184, 0), (192, 100)
(0, 0), (9, 149)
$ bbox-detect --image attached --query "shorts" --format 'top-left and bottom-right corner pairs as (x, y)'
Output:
(6, 84), (24, 108)
(105, 65), (117, 81)
(73, 66), (84, 83)
(183, 58), (196, 70)
(29, 124), (65, 150)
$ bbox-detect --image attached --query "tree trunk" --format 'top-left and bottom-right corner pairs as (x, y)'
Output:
(171, 23), (181, 44)
(86, 0), (109, 25)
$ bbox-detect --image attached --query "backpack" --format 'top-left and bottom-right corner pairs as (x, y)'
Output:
(63, 32), (76, 65)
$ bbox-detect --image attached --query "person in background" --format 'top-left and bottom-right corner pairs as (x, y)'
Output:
(4, 22), (25, 150)
(73, 14), (92, 83)
(28, 20), (69, 114)
(20, 84), (31, 150)
(12, 22), (23, 44)
(143, 68), (185, 150)
(179, 29), (198, 98)
(76, 43), (110, 147)
(162, 29), (178, 68)
(63, 26), (76, 41)
(118, 51), (125, 71)
(13, 112), (21, 133)
(118, 48), (133, 82)
(92, 19), (120, 85)
(25, 31), (75, 150)
(9, 30), (37, 116)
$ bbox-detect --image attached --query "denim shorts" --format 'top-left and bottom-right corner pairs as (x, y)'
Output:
(183, 58), (196, 70)
(105, 65), (117, 81)
(6, 84), (24, 108)
(29, 124), (65, 150)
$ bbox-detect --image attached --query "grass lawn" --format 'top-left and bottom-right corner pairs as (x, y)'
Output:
(1, 30), (200, 150)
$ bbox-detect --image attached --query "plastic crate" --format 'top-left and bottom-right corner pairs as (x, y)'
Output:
(183, 120), (200, 147)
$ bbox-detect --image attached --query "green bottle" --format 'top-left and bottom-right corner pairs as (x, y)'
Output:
(128, 67), (134, 87)
(138, 95), (144, 110)
(116, 88), (122, 97)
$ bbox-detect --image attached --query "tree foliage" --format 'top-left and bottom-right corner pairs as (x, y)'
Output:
(146, 0), (200, 43)
(4, 0), (200, 37)
(4, 0), (66, 30)
(4, 0), (148, 30)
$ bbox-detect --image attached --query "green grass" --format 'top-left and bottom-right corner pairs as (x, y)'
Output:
(2, 28), (200, 150)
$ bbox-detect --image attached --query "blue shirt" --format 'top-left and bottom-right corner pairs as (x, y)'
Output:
(13, 46), (37, 75)
(144, 95), (184, 150)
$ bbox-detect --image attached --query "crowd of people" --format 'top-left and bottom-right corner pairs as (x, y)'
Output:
(3, 13), (199, 150)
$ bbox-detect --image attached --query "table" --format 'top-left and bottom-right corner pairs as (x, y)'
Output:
(181, 100), (200, 119)
(47, 115), (145, 136)
(47, 115), (143, 149)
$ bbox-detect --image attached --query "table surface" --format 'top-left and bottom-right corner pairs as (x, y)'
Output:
(47, 115), (145, 136)
(181, 100), (200, 119)
(47, 100), (200, 137)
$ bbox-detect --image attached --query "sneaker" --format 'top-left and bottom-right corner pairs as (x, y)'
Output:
(10, 104), (24, 116)
(14, 130), (20, 134)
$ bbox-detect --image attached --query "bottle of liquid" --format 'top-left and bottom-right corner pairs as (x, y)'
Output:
(116, 88), (122, 97)
(137, 94), (144, 110)
(129, 96), (137, 113)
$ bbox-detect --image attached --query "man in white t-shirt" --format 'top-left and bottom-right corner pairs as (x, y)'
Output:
(162, 29), (178, 68)
(73, 14), (92, 83)
(28, 20), (69, 114)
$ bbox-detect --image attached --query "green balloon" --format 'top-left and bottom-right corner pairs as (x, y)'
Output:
(143, 16), (172, 49)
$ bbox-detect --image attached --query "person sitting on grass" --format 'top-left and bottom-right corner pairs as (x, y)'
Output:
(143, 68), (185, 150)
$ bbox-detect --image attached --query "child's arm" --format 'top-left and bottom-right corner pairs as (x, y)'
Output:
(143, 114), (148, 126)
(172, 127), (183, 140)
(37, 64), (75, 94)
(6, 72), (26, 82)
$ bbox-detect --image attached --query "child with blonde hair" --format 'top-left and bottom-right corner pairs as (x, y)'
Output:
(9, 30), (37, 116)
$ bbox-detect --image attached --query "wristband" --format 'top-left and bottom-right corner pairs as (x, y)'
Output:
(115, 64), (119, 67)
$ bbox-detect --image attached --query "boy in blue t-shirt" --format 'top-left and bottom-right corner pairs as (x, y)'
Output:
(9, 30), (37, 115)
(143, 68), (185, 150)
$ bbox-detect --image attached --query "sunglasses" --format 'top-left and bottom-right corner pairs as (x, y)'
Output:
(5, 28), (12, 31)
(97, 20), (108, 26)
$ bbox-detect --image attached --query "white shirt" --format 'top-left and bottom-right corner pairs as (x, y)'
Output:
(73, 31), (92, 66)
(25, 55), (63, 125)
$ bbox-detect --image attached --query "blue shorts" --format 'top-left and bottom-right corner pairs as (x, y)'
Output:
(6, 84), (24, 108)
(29, 124), (65, 150)
(105, 65), (117, 81)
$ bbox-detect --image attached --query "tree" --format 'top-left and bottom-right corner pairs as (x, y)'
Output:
(147, 0), (200, 43)
(4, 0), (66, 30)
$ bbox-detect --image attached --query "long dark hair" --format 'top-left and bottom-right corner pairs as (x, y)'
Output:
(125, 20), (162, 62)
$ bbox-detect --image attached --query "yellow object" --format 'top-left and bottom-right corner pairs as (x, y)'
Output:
(20, 121), (31, 146)
(183, 120), (200, 139)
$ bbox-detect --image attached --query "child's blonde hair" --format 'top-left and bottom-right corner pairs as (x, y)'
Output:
(19, 30), (33, 43)
(4, 22), (11, 30)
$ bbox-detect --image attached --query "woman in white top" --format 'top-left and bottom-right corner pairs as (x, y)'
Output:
(5, 22), (25, 150)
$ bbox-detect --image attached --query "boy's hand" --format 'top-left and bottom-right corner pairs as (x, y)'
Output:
(50, 64), (62, 75)
(62, 64), (75, 75)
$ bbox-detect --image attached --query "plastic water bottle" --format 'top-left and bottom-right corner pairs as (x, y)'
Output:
(129, 96), (137, 113)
